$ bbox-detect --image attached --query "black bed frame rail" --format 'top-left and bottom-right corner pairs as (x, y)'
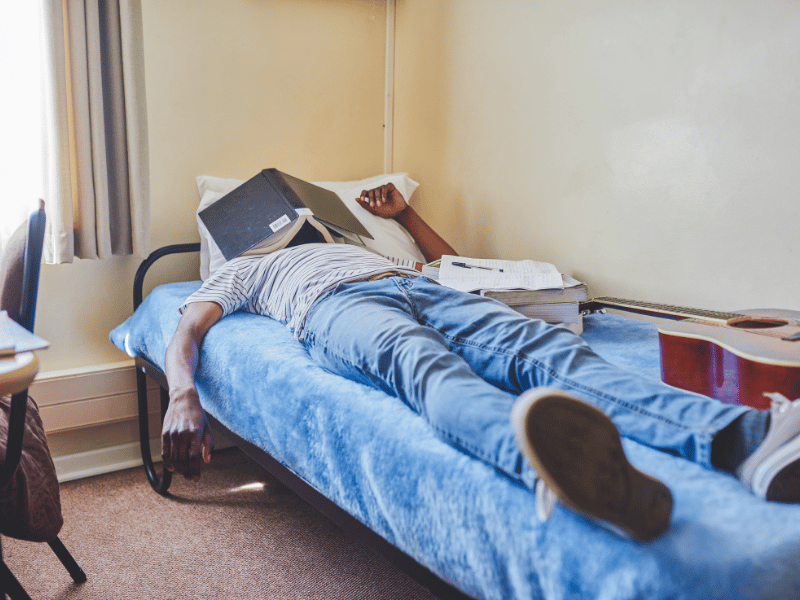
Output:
(132, 244), (474, 600)
(133, 243), (201, 494)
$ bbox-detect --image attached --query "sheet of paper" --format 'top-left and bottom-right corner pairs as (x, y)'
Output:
(561, 274), (583, 289)
(0, 310), (49, 355)
(0, 311), (14, 357)
(438, 256), (564, 293)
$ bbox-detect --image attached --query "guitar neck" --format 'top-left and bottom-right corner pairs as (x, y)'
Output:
(583, 296), (742, 323)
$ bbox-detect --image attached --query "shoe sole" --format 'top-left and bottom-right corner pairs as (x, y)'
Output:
(512, 389), (672, 542)
(752, 434), (800, 502)
(766, 459), (800, 502)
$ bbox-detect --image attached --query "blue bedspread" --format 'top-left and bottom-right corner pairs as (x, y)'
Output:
(111, 281), (800, 600)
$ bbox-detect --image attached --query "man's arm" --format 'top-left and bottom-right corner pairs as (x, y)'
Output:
(357, 183), (457, 263)
(162, 301), (223, 481)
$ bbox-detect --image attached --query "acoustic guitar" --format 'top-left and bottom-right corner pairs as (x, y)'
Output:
(580, 297), (800, 410)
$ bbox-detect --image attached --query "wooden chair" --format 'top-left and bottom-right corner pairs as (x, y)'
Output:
(0, 201), (86, 599)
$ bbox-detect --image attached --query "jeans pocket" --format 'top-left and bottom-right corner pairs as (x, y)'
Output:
(304, 287), (337, 327)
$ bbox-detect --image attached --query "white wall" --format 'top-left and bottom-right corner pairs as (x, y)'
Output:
(34, 0), (388, 375)
(34, 0), (800, 471)
(394, 0), (800, 312)
(40, 0), (798, 375)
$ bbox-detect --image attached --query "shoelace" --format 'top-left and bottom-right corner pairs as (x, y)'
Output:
(535, 479), (557, 522)
(766, 392), (793, 413)
(764, 393), (799, 423)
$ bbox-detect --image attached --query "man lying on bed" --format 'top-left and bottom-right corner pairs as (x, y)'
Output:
(162, 182), (800, 543)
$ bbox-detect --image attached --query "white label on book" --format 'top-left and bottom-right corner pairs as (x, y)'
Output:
(269, 214), (291, 232)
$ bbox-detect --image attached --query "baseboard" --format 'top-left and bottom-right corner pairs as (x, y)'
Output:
(28, 361), (158, 482)
(53, 439), (160, 483)
(53, 430), (236, 483)
(31, 359), (158, 433)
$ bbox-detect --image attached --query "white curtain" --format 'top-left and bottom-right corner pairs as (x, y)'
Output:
(40, 0), (149, 263)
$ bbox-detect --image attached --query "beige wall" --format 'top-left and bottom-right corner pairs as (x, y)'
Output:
(34, 0), (387, 373)
(394, 0), (800, 312)
(34, 0), (800, 376)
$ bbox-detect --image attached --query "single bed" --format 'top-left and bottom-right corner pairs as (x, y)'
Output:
(110, 241), (800, 600)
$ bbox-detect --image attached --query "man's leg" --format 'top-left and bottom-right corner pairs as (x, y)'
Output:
(400, 277), (747, 468)
(302, 278), (538, 488)
(303, 277), (676, 539)
(403, 278), (800, 504)
(304, 278), (799, 524)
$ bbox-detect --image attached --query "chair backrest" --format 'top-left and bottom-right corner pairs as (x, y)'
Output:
(0, 200), (46, 333)
(0, 200), (46, 489)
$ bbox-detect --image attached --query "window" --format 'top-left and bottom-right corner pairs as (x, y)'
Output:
(0, 2), (46, 244)
(1, 1), (150, 262)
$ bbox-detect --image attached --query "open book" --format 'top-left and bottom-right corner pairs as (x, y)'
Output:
(198, 169), (374, 261)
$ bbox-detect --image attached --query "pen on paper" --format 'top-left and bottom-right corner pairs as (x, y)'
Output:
(452, 262), (504, 272)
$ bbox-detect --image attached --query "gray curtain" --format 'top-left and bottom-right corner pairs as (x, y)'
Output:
(41, 0), (149, 263)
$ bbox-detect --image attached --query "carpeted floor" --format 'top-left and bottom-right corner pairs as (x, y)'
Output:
(2, 449), (438, 599)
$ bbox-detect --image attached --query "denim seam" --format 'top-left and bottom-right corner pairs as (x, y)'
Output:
(394, 277), (421, 321)
(307, 280), (513, 472)
(305, 326), (483, 462)
(301, 286), (341, 335)
(303, 328), (391, 397)
(437, 329), (722, 440)
(388, 279), (520, 470)
(427, 421), (511, 474)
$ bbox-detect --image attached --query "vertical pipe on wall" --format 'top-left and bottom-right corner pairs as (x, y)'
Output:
(384, 0), (395, 174)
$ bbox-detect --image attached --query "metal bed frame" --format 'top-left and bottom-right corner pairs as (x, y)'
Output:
(132, 243), (473, 600)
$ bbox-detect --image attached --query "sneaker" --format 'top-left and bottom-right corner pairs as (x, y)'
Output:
(512, 388), (672, 542)
(737, 393), (800, 502)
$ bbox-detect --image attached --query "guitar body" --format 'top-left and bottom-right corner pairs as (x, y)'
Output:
(582, 298), (800, 409)
(657, 309), (800, 410)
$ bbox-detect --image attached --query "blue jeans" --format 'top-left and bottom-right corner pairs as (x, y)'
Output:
(302, 276), (748, 489)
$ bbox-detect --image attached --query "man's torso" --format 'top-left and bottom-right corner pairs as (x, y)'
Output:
(181, 243), (421, 338)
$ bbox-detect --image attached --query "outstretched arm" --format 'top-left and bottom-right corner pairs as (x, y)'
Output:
(162, 301), (223, 481)
(357, 183), (457, 263)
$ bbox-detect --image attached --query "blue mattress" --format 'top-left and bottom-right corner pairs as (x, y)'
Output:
(111, 281), (800, 600)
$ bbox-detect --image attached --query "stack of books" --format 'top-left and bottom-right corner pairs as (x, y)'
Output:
(480, 274), (588, 332)
(424, 257), (588, 333)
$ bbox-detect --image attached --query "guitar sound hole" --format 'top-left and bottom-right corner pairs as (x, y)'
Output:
(727, 317), (788, 329)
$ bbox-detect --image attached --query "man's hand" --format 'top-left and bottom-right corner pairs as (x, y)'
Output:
(355, 183), (457, 263)
(163, 301), (222, 482)
(161, 387), (213, 482)
(356, 183), (408, 219)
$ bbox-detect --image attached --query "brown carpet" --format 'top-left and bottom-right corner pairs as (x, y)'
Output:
(2, 449), (438, 599)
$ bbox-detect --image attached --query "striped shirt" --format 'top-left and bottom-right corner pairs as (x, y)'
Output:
(180, 243), (421, 340)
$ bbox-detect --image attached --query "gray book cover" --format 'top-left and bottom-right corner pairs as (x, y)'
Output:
(198, 169), (372, 261)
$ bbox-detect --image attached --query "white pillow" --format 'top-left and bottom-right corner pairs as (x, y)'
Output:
(195, 173), (426, 279)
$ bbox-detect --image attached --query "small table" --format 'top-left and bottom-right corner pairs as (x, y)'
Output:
(0, 352), (39, 396)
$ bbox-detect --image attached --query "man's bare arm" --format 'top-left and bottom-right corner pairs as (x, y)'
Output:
(394, 205), (456, 264)
(357, 183), (457, 263)
(162, 301), (223, 481)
